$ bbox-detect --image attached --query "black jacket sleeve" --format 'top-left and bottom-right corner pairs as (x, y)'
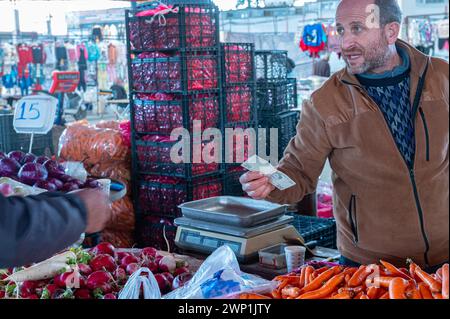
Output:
(0, 192), (87, 268)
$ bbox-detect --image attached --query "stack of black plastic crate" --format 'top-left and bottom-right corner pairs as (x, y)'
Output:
(126, 0), (224, 251)
(220, 43), (257, 197)
(256, 50), (299, 162)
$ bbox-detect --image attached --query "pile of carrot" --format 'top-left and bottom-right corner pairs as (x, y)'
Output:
(239, 261), (449, 300)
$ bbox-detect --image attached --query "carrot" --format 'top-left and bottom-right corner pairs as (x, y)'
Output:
(298, 267), (306, 289)
(338, 287), (363, 295)
(432, 292), (443, 299)
(418, 282), (433, 299)
(303, 266), (315, 286)
(367, 286), (380, 299)
(353, 291), (364, 299)
(282, 286), (301, 298)
(379, 291), (390, 299)
(330, 291), (353, 299)
(240, 293), (272, 299)
(389, 277), (408, 299)
(316, 267), (329, 275)
(359, 294), (369, 299)
(408, 260), (422, 283)
(442, 264), (449, 299)
(367, 276), (396, 289)
(345, 274), (351, 285)
(405, 285), (422, 299)
(436, 267), (443, 280)
(342, 267), (358, 277)
(415, 266), (441, 293)
(297, 273), (346, 299)
(380, 260), (413, 280)
(277, 279), (291, 291)
(273, 275), (299, 282)
(299, 266), (341, 294)
(309, 272), (316, 283)
(348, 266), (372, 287)
(272, 289), (282, 299)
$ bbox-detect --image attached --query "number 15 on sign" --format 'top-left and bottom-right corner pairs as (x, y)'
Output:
(13, 96), (58, 153)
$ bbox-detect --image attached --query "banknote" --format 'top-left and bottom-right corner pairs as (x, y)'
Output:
(241, 155), (296, 191)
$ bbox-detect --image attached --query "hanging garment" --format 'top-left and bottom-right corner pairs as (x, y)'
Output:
(1, 66), (17, 89)
(300, 24), (327, 58)
(92, 27), (103, 42)
(43, 42), (56, 65)
(55, 44), (68, 70)
(437, 19), (449, 39)
(108, 43), (117, 65)
(87, 42), (100, 62)
(31, 44), (45, 64)
(76, 43), (88, 61)
(17, 44), (33, 66)
(67, 43), (77, 63)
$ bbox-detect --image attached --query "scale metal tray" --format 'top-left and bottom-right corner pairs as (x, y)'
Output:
(178, 196), (287, 227)
(174, 215), (294, 238)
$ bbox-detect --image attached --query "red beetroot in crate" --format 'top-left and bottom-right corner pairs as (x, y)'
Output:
(224, 45), (253, 84)
(136, 135), (219, 176)
(132, 52), (217, 92)
(225, 86), (252, 123)
(139, 176), (222, 217)
(129, 6), (216, 51)
(133, 93), (219, 134)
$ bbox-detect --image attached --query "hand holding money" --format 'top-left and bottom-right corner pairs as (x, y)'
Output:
(240, 155), (296, 199)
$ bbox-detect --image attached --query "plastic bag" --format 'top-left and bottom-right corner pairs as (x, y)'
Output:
(118, 268), (161, 299)
(317, 180), (333, 218)
(61, 161), (88, 183)
(163, 246), (277, 299)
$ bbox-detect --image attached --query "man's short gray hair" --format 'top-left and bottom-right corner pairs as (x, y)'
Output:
(375, 0), (403, 26)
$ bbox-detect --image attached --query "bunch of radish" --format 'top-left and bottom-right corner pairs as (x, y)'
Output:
(0, 242), (192, 299)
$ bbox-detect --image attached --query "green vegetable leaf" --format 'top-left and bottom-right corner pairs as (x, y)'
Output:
(77, 251), (92, 264)
(93, 288), (104, 299)
(62, 288), (74, 299)
(67, 257), (77, 266)
(6, 283), (16, 296)
(41, 288), (51, 300)
(58, 267), (69, 274)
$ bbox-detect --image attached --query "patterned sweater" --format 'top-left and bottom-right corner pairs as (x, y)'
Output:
(356, 47), (414, 168)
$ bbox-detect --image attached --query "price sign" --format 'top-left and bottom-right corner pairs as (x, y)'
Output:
(13, 95), (58, 134)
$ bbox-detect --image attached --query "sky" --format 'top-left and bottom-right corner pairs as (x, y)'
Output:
(0, 0), (316, 34)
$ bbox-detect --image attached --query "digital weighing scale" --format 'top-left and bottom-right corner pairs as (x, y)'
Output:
(174, 196), (303, 263)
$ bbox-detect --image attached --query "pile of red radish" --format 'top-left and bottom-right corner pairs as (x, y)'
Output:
(0, 242), (192, 299)
(0, 150), (101, 192)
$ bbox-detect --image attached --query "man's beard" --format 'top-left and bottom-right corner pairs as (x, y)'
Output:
(344, 37), (391, 74)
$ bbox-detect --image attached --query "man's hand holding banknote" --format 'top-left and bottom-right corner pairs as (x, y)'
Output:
(240, 155), (296, 200)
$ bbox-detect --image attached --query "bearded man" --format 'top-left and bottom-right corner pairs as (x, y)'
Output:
(240, 0), (449, 271)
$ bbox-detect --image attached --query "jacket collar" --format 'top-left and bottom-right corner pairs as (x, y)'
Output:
(338, 39), (430, 87)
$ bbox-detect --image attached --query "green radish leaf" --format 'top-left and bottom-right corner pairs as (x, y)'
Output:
(41, 288), (51, 299)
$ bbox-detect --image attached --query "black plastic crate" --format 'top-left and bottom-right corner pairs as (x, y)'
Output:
(127, 3), (220, 52)
(221, 43), (255, 85)
(223, 84), (256, 126)
(255, 50), (288, 80)
(131, 52), (220, 93)
(223, 122), (258, 165)
(223, 165), (247, 197)
(133, 92), (220, 135)
(0, 114), (54, 156)
(289, 214), (337, 249)
(136, 216), (180, 253)
(259, 111), (299, 161)
(135, 136), (221, 178)
(137, 174), (223, 218)
(257, 78), (298, 114)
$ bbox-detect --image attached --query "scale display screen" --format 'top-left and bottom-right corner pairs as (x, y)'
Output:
(180, 229), (242, 255)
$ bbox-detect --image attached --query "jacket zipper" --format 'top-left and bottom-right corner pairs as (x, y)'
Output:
(348, 195), (359, 244)
(419, 107), (430, 162)
(342, 63), (431, 266)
